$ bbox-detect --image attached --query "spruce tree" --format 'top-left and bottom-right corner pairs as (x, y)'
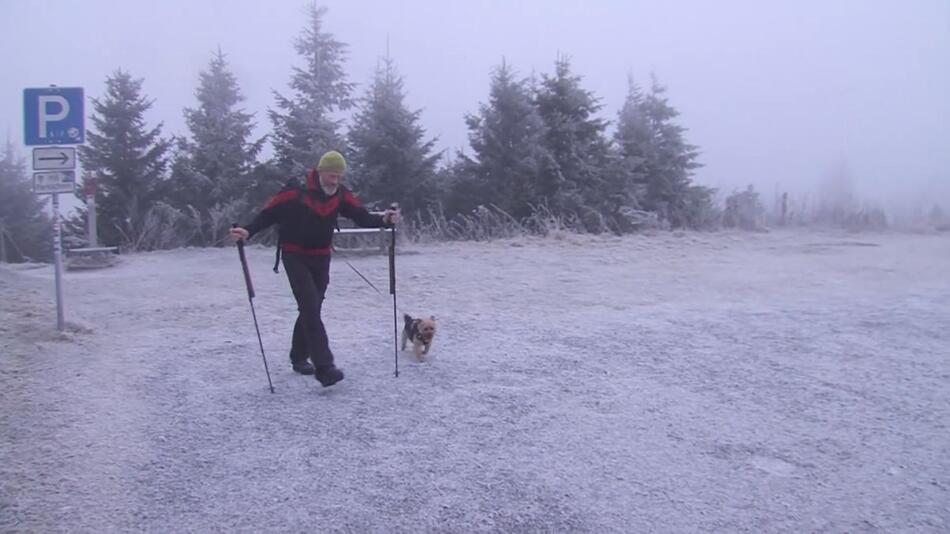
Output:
(168, 49), (264, 244)
(534, 57), (611, 229)
(639, 75), (704, 227)
(347, 55), (440, 215)
(460, 60), (547, 218)
(614, 74), (711, 228)
(269, 4), (353, 176)
(0, 141), (51, 262)
(613, 76), (652, 203)
(78, 70), (170, 247)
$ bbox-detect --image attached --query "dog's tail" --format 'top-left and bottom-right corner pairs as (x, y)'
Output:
(403, 313), (413, 327)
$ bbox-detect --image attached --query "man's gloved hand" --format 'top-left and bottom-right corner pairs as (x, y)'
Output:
(230, 226), (249, 241)
(383, 207), (401, 226)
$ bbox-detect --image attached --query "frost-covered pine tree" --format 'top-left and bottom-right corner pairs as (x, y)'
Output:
(639, 74), (707, 228)
(168, 49), (264, 245)
(269, 4), (354, 176)
(0, 140), (51, 262)
(534, 57), (611, 230)
(347, 55), (440, 216)
(78, 70), (170, 247)
(458, 60), (548, 219)
(613, 76), (652, 203)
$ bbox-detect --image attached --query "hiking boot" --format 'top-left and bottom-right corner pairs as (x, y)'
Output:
(292, 360), (315, 375)
(314, 365), (344, 387)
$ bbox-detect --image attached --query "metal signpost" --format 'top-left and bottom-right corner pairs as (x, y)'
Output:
(24, 86), (84, 333)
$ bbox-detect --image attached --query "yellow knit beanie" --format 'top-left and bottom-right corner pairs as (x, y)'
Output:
(316, 150), (347, 173)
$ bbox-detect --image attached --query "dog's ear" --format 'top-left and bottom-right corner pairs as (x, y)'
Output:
(429, 315), (436, 321)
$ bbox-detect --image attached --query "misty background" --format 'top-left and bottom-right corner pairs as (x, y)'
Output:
(1, 0), (948, 217)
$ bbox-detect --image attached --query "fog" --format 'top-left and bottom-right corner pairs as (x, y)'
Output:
(2, 0), (948, 215)
(4, 3), (950, 529)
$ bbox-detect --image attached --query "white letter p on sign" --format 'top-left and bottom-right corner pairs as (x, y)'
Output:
(38, 95), (69, 139)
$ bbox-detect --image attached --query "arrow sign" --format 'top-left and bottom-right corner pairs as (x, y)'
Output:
(33, 147), (76, 171)
(41, 152), (68, 164)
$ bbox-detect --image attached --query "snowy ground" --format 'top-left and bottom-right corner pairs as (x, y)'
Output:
(2, 229), (948, 533)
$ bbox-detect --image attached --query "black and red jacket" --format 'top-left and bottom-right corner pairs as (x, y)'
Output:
(244, 169), (387, 256)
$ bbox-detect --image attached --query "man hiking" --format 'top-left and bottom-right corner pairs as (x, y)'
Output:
(230, 150), (400, 387)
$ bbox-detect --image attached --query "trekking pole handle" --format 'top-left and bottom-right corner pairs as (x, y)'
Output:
(233, 223), (255, 299)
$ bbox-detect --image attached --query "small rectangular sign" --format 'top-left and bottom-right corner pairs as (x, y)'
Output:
(33, 147), (76, 171)
(33, 171), (76, 194)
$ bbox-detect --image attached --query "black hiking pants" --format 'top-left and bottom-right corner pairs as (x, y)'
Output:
(282, 252), (335, 368)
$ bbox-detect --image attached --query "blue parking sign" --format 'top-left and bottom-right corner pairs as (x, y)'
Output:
(24, 87), (85, 146)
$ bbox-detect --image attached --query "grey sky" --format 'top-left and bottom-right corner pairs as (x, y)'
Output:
(2, 0), (948, 213)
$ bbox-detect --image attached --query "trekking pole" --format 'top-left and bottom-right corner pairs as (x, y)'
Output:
(388, 204), (399, 378)
(233, 224), (275, 393)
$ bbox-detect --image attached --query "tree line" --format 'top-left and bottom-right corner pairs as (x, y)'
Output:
(3, 4), (712, 256)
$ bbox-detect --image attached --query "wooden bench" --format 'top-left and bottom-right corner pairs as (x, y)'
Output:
(68, 246), (120, 255)
(66, 246), (120, 270)
(333, 222), (393, 254)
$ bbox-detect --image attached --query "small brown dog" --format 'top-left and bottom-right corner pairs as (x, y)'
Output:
(402, 313), (437, 361)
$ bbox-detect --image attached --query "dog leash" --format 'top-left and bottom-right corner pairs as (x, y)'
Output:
(335, 228), (407, 379)
(339, 251), (386, 296)
(333, 243), (407, 318)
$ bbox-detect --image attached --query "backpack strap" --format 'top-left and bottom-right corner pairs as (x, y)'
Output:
(272, 179), (304, 274)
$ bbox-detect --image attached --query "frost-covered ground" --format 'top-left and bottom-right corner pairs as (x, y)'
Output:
(2, 229), (948, 533)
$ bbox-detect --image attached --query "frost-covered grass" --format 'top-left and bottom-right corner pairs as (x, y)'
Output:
(2, 229), (948, 532)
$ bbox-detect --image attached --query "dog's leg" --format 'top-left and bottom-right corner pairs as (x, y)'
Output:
(422, 341), (432, 355)
(413, 340), (425, 362)
(401, 330), (408, 351)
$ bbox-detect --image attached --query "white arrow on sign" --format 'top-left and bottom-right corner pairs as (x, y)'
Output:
(33, 147), (76, 171)
(33, 171), (76, 194)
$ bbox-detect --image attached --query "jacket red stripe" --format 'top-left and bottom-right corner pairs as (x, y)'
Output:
(302, 194), (340, 217)
(306, 169), (319, 190)
(343, 189), (362, 208)
(265, 190), (299, 210)
(281, 242), (332, 255)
